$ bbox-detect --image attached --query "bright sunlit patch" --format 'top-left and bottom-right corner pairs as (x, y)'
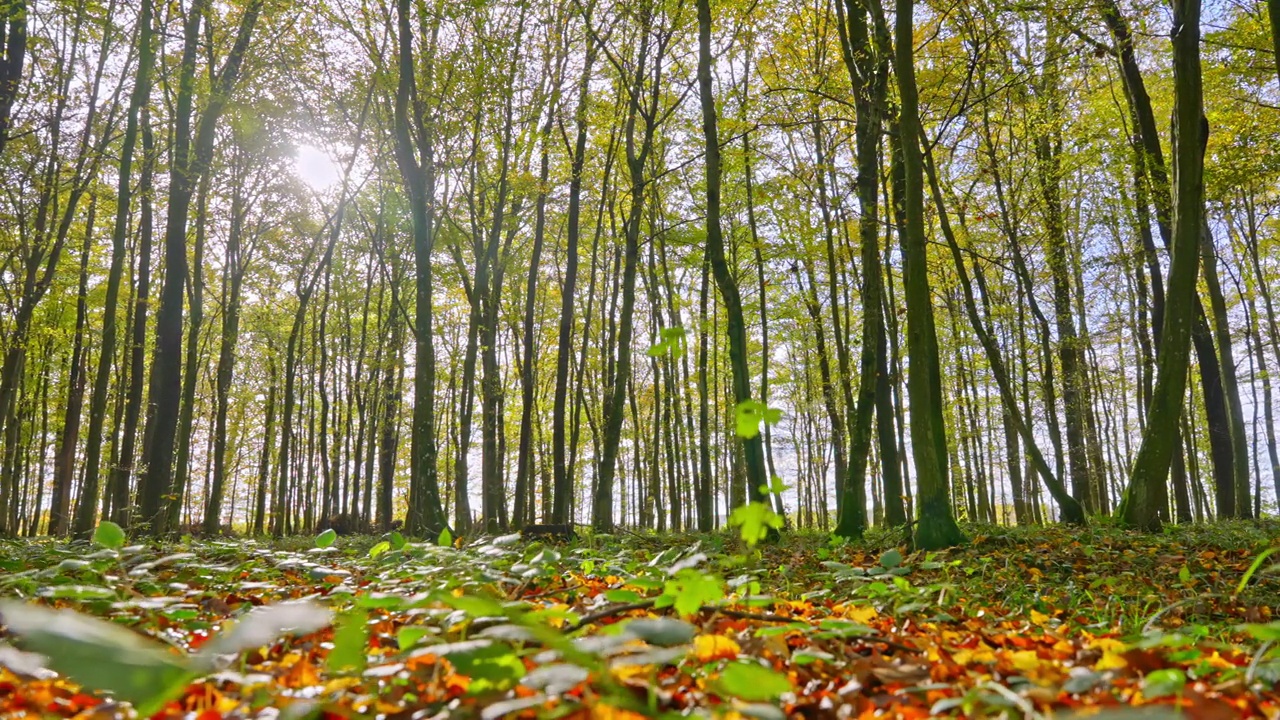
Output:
(294, 144), (342, 191)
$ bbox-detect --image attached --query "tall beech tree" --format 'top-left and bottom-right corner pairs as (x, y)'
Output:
(1119, 0), (1205, 530)
(140, 0), (265, 535)
(392, 0), (449, 538)
(893, 0), (964, 550)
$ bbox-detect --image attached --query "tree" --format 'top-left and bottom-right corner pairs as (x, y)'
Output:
(893, 0), (964, 550)
(697, 0), (773, 526)
(140, 0), (265, 535)
(1119, 0), (1205, 531)
(392, 0), (449, 538)
(0, 0), (25, 159)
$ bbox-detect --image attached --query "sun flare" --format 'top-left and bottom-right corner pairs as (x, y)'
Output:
(293, 143), (341, 191)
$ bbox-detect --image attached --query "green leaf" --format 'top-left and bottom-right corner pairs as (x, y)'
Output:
(879, 548), (904, 570)
(1237, 546), (1280, 595)
(438, 593), (507, 618)
(646, 341), (670, 357)
(729, 502), (783, 547)
(390, 530), (407, 549)
(315, 528), (337, 548)
(437, 528), (453, 547)
(762, 407), (783, 426)
(658, 327), (687, 358)
(368, 541), (392, 559)
(1240, 622), (1280, 641)
(1178, 565), (1191, 583)
(448, 642), (526, 692)
(0, 601), (195, 716)
(662, 570), (723, 618)
(93, 521), (125, 550)
(1143, 668), (1186, 698)
(327, 609), (369, 674)
(604, 589), (643, 603)
(735, 401), (764, 439)
(716, 660), (793, 702)
(397, 625), (433, 650)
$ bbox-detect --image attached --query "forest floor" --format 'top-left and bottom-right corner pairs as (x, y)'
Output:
(0, 519), (1278, 719)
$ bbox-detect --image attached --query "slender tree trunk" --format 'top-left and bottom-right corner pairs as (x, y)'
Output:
(697, 0), (771, 525)
(252, 361), (276, 536)
(593, 2), (658, 531)
(141, 0), (263, 534)
(0, 0), (27, 160)
(393, 0), (448, 538)
(1119, 0), (1204, 530)
(110, 112), (157, 530)
(1239, 197), (1280, 505)
(1198, 221), (1251, 517)
(1035, 17), (1094, 513)
(1099, 0), (1236, 519)
(75, 0), (154, 538)
(50, 199), (96, 535)
(378, 300), (404, 531)
(893, 0), (964, 550)
(551, 35), (596, 526)
(167, 172), (212, 535)
(205, 184), (248, 533)
(924, 144), (1086, 524)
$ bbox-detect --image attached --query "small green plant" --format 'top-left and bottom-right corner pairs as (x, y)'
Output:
(93, 521), (126, 550)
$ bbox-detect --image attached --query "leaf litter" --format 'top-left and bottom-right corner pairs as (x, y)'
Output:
(0, 520), (1277, 719)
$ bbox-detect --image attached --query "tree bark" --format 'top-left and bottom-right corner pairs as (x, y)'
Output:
(1119, 0), (1204, 531)
(893, 0), (964, 550)
(393, 0), (449, 538)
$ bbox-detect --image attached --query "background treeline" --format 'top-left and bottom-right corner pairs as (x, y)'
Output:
(0, 0), (1276, 544)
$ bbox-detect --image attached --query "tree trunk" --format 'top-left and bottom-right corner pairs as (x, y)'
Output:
(393, 0), (448, 538)
(1119, 0), (1203, 531)
(141, 0), (263, 534)
(697, 0), (771, 526)
(593, 2), (658, 531)
(1035, 18), (1094, 514)
(75, 0), (155, 538)
(0, 0), (27, 160)
(892, 0), (964, 550)
(50, 199), (96, 535)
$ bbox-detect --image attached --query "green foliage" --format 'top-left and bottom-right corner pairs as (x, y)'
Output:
(1236, 546), (1279, 595)
(1142, 668), (1186, 699)
(729, 502), (784, 546)
(92, 521), (125, 550)
(0, 601), (195, 716)
(716, 661), (794, 702)
(657, 569), (724, 618)
(315, 528), (337, 548)
(0, 598), (331, 716)
(733, 399), (784, 439)
(327, 609), (369, 673)
(0, 520), (1278, 716)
